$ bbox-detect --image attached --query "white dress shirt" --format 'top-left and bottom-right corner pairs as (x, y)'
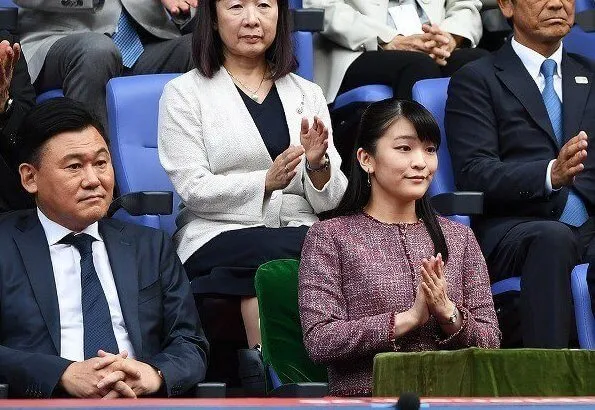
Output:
(511, 37), (563, 194)
(37, 208), (135, 362)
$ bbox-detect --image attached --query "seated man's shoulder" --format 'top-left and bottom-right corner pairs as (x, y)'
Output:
(0, 209), (36, 231)
(101, 217), (167, 242)
(451, 51), (496, 81)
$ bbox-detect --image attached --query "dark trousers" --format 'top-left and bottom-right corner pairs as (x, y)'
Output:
(35, 32), (193, 128)
(337, 48), (490, 99)
(488, 218), (595, 348)
(184, 226), (309, 297)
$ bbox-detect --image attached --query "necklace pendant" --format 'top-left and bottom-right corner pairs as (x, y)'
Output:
(251, 93), (259, 102)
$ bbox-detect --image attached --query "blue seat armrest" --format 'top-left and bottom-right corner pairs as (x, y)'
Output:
(430, 191), (483, 216)
(268, 382), (328, 398)
(571, 264), (595, 349)
(107, 191), (173, 218)
(290, 8), (324, 32)
(491, 277), (521, 295)
(194, 382), (227, 398)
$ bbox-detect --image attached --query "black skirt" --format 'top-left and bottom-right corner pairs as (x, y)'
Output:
(184, 226), (309, 297)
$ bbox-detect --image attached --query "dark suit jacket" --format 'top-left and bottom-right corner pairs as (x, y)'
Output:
(0, 210), (209, 398)
(445, 40), (595, 258)
(0, 30), (35, 212)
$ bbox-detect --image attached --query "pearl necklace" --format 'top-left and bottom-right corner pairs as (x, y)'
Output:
(225, 67), (266, 102)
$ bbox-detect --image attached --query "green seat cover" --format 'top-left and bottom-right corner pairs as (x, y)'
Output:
(255, 258), (327, 388)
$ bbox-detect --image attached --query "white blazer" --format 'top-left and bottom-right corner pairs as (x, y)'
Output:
(158, 69), (348, 263)
(305, 0), (483, 102)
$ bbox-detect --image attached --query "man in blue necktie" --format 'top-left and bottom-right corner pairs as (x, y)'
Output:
(0, 98), (208, 398)
(13, 0), (197, 127)
(445, 0), (595, 348)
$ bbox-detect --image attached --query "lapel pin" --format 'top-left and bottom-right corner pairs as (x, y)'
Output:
(575, 76), (589, 84)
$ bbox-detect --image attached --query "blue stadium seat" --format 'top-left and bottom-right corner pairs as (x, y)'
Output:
(564, 24), (595, 61)
(0, 1), (16, 7)
(36, 89), (64, 103)
(289, 0), (393, 106)
(412, 77), (595, 348)
(105, 73), (181, 235)
(575, 0), (594, 13)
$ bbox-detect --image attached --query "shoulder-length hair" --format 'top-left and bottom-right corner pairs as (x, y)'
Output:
(192, 0), (297, 80)
(330, 99), (449, 262)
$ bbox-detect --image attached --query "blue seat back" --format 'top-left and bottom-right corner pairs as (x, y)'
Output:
(0, 1), (16, 7)
(564, 24), (595, 61)
(411, 78), (467, 222)
(293, 31), (314, 81)
(36, 89), (64, 103)
(106, 73), (181, 235)
(575, 0), (594, 13)
(412, 78), (521, 294)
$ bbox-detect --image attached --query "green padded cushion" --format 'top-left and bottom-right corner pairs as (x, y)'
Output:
(373, 348), (595, 396)
(255, 258), (327, 387)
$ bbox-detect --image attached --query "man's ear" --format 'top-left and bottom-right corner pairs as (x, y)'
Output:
(19, 163), (39, 195)
(356, 147), (374, 174)
(498, 0), (514, 20)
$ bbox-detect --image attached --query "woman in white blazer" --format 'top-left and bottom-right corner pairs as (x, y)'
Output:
(305, 0), (489, 103)
(158, 0), (347, 389)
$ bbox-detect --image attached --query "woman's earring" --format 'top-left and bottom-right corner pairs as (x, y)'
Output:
(366, 169), (371, 186)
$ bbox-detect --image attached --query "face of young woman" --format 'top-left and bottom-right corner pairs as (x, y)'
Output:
(365, 117), (438, 204)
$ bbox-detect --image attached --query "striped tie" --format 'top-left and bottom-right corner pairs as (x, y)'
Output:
(61, 233), (119, 359)
(541, 59), (589, 227)
(112, 11), (144, 68)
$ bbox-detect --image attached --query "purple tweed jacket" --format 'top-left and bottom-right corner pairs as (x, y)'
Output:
(298, 213), (501, 396)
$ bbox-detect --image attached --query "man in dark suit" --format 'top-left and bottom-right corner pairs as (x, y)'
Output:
(445, 0), (595, 348)
(0, 32), (36, 212)
(0, 98), (208, 398)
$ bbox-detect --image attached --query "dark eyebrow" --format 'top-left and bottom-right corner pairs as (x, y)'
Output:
(62, 147), (110, 162)
(392, 135), (418, 141)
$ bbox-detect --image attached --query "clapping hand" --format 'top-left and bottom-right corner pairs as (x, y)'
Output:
(0, 40), (19, 113)
(300, 117), (328, 169)
(551, 131), (589, 189)
(420, 253), (455, 323)
(265, 145), (305, 194)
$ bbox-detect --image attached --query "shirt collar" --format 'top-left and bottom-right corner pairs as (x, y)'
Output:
(511, 37), (563, 81)
(37, 207), (102, 246)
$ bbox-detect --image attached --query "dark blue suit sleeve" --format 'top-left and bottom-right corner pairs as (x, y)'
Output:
(143, 231), (209, 397)
(445, 64), (551, 204)
(0, 346), (71, 398)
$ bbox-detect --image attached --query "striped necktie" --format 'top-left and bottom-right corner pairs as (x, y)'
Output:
(61, 233), (119, 359)
(541, 59), (589, 227)
(112, 11), (144, 68)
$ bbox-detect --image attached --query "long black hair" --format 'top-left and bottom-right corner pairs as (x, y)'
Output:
(330, 99), (449, 262)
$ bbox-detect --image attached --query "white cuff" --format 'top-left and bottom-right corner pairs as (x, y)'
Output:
(545, 159), (561, 194)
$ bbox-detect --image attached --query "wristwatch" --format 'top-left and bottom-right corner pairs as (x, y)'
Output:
(441, 305), (458, 325)
(306, 153), (330, 172)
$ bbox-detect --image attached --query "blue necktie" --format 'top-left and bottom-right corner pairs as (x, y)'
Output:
(112, 11), (144, 68)
(61, 233), (119, 359)
(540, 59), (589, 227)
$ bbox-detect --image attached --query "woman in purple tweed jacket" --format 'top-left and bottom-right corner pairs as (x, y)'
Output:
(298, 99), (500, 397)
